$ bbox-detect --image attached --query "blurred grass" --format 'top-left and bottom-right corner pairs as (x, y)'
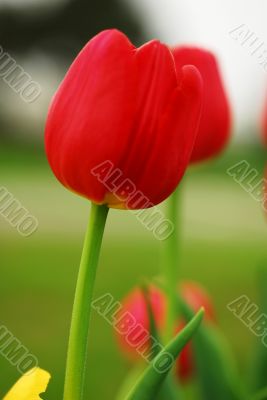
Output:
(0, 140), (267, 399)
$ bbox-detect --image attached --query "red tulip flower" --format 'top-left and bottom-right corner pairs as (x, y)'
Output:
(116, 286), (166, 360)
(180, 281), (215, 321)
(116, 282), (215, 382)
(172, 47), (231, 163)
(45, 30), (203, 209)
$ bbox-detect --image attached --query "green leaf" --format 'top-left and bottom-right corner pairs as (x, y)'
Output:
(249, 262), (267, 392)
(124, 308), (204, 400)
(177, 295), (246, 400)
(251, 386), (267, 400)
(141, 284), (162, 359)
(116, 365), (147, 400)
(116, 285), (179, 400)
(141, 285), (181, 400)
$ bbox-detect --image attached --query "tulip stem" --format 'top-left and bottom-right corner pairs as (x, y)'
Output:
(162, 186), (182, 341)
(63, 203), (109, 400)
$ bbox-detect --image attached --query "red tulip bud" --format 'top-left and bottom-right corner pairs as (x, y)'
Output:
(116, 281), (215, 383)
(45, 30), (203, 209)
(115, 286), (166, 361)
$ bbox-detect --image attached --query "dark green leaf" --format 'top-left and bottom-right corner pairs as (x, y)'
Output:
(141, 285), (180, 400)
(177, 295), (246, 400)
(249, 262), (267, 392)
(124, 308), (204, 400)
(251, 386), (267, 400)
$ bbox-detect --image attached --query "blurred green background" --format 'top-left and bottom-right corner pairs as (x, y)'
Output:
(0, 0), (267, 399)
(0, 140), (267, 399)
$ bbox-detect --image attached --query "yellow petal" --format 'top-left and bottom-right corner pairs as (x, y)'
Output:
(3, 368), (51, 400)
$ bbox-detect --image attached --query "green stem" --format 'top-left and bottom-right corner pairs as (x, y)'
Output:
(63, 203), (109, 400)
(161, 186), (181, 341)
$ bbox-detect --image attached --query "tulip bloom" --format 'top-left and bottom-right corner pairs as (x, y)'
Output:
(115, 285), (166, 360)
(45, 30), (203, 209)
(172, 47), (231, 163)
(3, 368), (50, 400)
(116, 282), (214, 381)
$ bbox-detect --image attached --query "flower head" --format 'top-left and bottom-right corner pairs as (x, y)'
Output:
(116, 281), (215, 382)
(45, 30), (203, 209)
(172, 46), (231, 163)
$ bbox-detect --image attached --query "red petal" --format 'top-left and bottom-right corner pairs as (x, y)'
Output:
(45, 30), (137, 203)
(134, 65), (203, 206)
(172, 46), (231, 163)
(117, 41), (178, 195)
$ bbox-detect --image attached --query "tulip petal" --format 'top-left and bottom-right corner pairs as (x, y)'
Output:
(45, 29), (137, 204)
(172, 46), (231, 163)
(119, 40), (177, 182)
(135, 64), (203, 206)
(3, 368), (50, 400)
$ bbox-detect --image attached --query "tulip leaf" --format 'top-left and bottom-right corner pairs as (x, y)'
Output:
(116, 365), (147, 400)
(124, 308), (204, 400)
(177, 295), (246, 400)
(251, 386), (267, 400)
(248, 262), (267, 392)
(116, 286), (179, 400)
(141, 285), (181, 400)
(116, 364), (180, 400)
(141, 284), (161, 359)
